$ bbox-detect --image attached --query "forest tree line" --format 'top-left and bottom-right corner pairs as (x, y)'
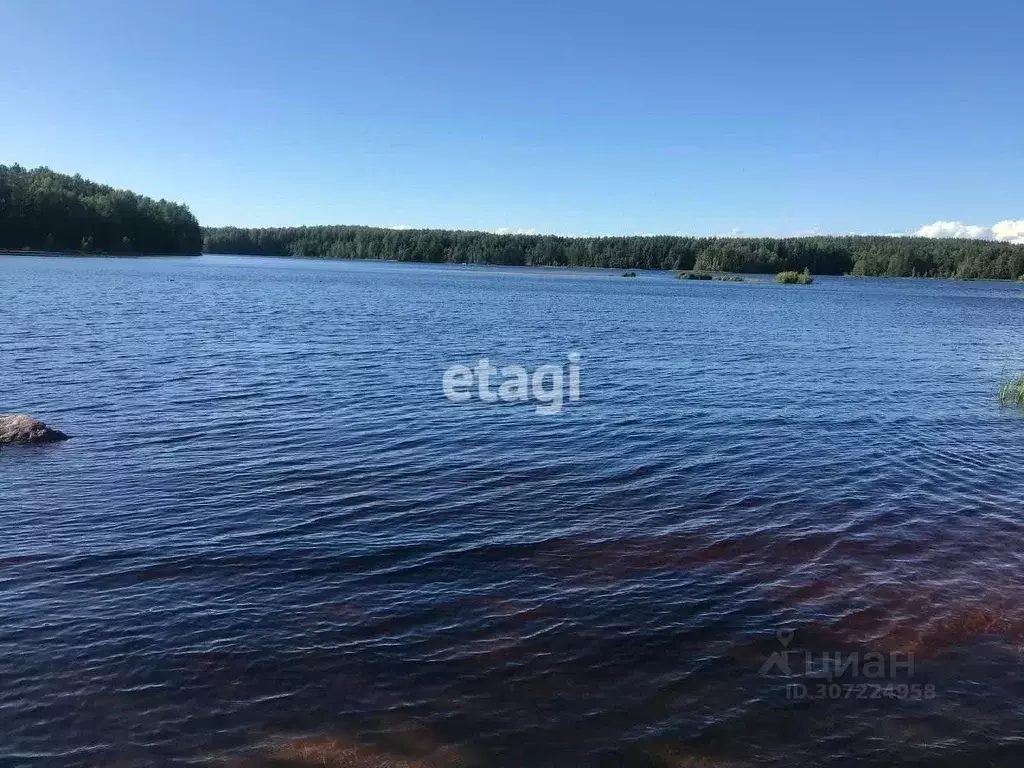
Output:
(2, 164), (1020, 277)
(0, 165), (202, 254)
(202, 225), (1024, 279)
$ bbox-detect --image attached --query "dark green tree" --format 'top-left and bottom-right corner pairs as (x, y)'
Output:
(202, 225), (1024, 279)
(0, 165), (202, 254)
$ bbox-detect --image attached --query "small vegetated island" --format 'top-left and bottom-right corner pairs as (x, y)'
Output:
(776, 268), (815, 284)
(0, 165), (201, 254)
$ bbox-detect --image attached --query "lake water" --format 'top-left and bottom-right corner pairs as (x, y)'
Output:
(3, 254), (1024, 767)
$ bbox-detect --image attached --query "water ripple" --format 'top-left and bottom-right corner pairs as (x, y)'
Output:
(2, 256), (1024, 766)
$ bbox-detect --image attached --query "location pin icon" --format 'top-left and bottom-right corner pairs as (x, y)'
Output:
(777, 628), (795, 647)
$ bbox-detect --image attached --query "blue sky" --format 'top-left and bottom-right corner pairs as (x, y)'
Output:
(2, 0), (1022, 239)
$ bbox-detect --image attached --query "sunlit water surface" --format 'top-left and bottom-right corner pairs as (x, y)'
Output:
(3, 255), (1024, 767)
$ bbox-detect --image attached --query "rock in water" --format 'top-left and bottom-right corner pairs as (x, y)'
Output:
(0, 415), (70, 445)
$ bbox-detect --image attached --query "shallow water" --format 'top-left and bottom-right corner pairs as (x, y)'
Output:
(3, 254), (1024, 767)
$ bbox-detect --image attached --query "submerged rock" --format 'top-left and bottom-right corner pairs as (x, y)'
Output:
(0, 415), (70, 445)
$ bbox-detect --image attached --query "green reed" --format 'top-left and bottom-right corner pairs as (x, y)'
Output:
(998, 375), (1024, 406)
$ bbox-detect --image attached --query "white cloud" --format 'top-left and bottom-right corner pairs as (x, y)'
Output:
(914, 221), (993, 240)
(992, 220), (1024, 244)
(913, 219), (1024, 244)
(492, 227), (541, 235)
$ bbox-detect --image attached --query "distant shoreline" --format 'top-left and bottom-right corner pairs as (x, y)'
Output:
(205, 252), (1024, 282)
(0, 249), (201, 258)
(7, 249), (1024, 282)
(201, 224), (1024, 281)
